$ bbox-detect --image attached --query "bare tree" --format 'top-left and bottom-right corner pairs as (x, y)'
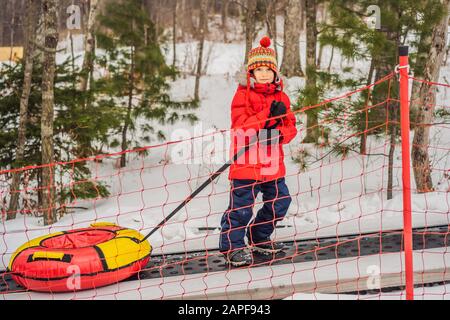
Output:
(172, 0), (177, 75)
(120, 18), (137, 168)
(181, 0), (196, 40)
(305, 0), (317, 83)
(412, 0), (450, 193)
(370, 4), (399, 200)
(8, 0), (16, 60)
(79, 0), (99, 93)
(40, 0), (59, 225)
(0, 2), (4, 46)
(194, 0), (208, 101)
(266, 0), (278, 62)
(300, 0), (306, 31)
(7, 0), (39, 220)
(359, 57), (376, 155)
(155, 0), (162, 37)
(302, 0), (320, 143)
(408, 3), (440, 120)
(316, 2), (327, 68)
(280, 0), (304, 77)
(244, 0), (257, 66)
(221, 0), (229, 43)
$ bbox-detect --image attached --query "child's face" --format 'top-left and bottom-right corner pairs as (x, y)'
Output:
(253, 66), (275, 84)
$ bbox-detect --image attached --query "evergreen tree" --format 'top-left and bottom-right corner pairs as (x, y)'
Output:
(95, 0), (198, 168)
(412, 0), (450, 193)
(304, 0), (446, 199)
(7, 0), (38, 220)
(40, 0), (59, 225)
(319, 0), (445, 144)
(0, 59), (111, 221)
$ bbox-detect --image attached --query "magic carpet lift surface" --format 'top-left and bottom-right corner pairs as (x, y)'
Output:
(8, 222), (151, 292)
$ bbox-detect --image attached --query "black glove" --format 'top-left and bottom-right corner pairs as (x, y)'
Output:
(258, 128), (282, 145)
(270, 100), (287, 118)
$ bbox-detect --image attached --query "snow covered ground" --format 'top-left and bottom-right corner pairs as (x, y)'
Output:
(3, 246), (450, 300)
(1, 23), (449, 300)
(285, 285), (450, 300)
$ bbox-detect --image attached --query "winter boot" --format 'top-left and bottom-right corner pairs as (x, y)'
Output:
(250, 240), (286, 255)
(224, 248), (253, 267)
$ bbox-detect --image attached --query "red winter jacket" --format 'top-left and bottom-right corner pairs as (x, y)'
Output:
(228, 77), (297, 181)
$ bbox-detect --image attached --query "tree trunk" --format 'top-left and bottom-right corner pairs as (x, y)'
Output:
(302, 0), (320, 143)
(194, 0), (208, 101)
(371, 5), (399, 200)
(70, 31), (75, 74)
(444, 45), (450, 66)
(34, 1), (46, 64)
(40, 0), (59, 225)
(237, 0), (243, 19)
(409, 78), (421, 124)
(7, 0), (38, 221)
(327, 45), (334, 72)
(182, 0), (196, 40)
(305, 0), (317, 82)
(120, 18), (136, 168)
(221, 0), (229, 43)
(172, 0), (177, 77)
(387, 97), (397, 200)
(409, 14), (433, 124)
(143, 0), (149, 46)
(9, 0), (16, 61)
(359, 57), (375, 155)
(316, 2), (326, 68)
(266, 0), (278, 62)
(412, 0), (450, 193)
(300, 0), (306, 31)
(79, 0), (99, 93)
(386, 69), (398, 200)
(244, 0), (257, 66)
(0, 3), (3, 46)
(74, 0), (99, 159)
(120, 49), (135, 168)
(280, 0), (303, 77)
(179, 0), (186, 40)
(154, 0), (161, 38)
(317, 43), (323, 69)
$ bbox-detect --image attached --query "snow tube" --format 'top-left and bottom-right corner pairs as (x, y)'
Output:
(8, 222), (152, 292)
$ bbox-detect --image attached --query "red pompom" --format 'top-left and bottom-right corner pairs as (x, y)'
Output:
(260, 36), (271, 48)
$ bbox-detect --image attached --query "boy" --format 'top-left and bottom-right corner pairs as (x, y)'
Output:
(219, 36), (298, 266)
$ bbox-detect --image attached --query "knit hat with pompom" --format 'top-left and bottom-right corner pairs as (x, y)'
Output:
(247, 36), (278, 74)
(242, 36), (283, 110)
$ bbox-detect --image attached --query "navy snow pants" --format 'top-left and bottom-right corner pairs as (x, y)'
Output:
(219, 178), (292, 253)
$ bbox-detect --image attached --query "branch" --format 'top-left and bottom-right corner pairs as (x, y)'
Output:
(57, 206), (89, 212)
(338, 4), (366, 18)
(306, 135), (388, 166)
(229, 0), (248, 11)
(31, 40), (65, 54)
(413, 122), (450, 126)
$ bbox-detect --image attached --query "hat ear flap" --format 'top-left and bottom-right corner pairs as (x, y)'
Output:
(249, 74), (256, 88)
(274, 70), (281, 82)
(273, 71), (281, 84)
(274, 72), (284, 91)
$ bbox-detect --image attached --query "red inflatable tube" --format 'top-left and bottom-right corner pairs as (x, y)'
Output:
(8, 223), (152, 293)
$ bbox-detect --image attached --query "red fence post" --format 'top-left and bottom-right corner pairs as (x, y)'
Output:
(398, 45), (414, 300)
